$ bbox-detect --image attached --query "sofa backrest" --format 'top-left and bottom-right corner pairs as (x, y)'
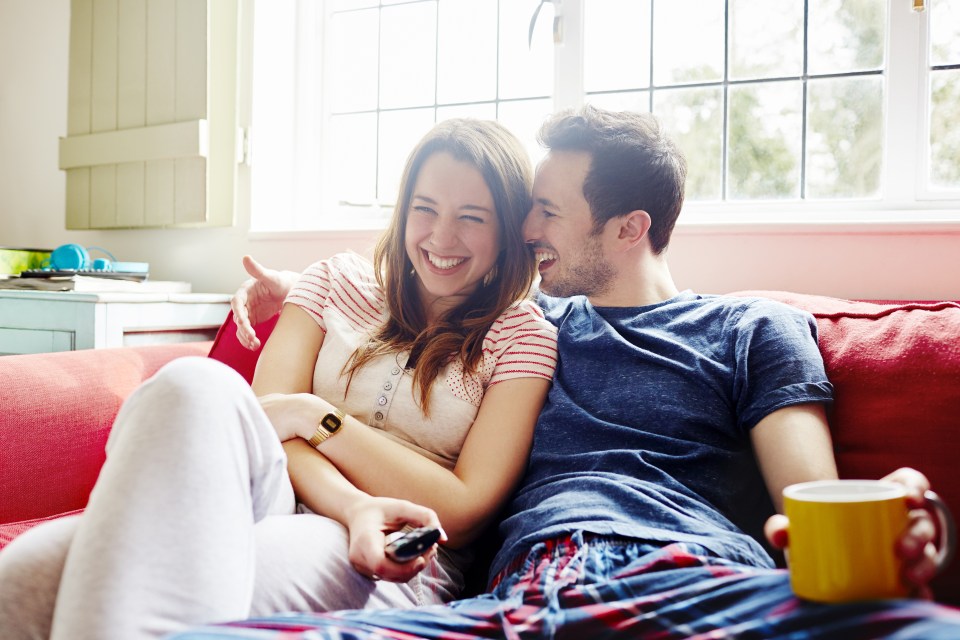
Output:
(211, 296), (960, 605)
(207, 311), (279, 384)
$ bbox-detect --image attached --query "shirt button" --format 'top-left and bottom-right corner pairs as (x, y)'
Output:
(375, 411), (384, 421)
(378, 396), (387, 406)
(391, 367), (400, 375)
(383, 382), (392, 391)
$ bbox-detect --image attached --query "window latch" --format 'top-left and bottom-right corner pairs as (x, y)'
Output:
(528, 0), (562, 49)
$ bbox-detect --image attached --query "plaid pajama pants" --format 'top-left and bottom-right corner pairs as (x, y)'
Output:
(171, 531), (960, 639)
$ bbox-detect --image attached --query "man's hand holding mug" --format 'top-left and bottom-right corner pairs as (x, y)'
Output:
(769, 470), (956, 603)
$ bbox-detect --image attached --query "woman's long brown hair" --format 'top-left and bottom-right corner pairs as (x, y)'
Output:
(344, 119), (536, 413)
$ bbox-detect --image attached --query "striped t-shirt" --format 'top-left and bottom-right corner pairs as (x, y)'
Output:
(285, 252), (558, 470)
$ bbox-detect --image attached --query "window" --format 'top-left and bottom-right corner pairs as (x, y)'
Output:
(585, 0), (887, 202)
(928, 0), (960, 192)
(249, 0), (960, 232)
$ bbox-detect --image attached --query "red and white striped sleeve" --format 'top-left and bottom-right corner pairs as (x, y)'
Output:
(483, 300), (558, 386)
(284, 253), (384, 334)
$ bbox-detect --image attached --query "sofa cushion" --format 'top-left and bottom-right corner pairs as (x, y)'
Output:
(0, 343), (212, 525)
(207, 311), (279, 384)
(732, 291), (960, 604)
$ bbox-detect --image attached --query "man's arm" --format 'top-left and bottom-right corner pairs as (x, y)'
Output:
(752, 403), (940, 598)
(750, 402), (837, 514)
(231, 255), (299, 350)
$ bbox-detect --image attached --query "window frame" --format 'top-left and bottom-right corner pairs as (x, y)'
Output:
(245, 0), (960, 237)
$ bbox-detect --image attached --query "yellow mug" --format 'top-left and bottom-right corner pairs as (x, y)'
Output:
(783, 479), (956, 603)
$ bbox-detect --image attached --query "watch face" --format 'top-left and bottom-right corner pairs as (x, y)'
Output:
(321, 413), (342, 432)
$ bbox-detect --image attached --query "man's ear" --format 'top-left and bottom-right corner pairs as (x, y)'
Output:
(616, 210), (652, 249)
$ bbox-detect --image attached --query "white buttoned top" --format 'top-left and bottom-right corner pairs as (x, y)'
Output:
(285, 253), (558, 471)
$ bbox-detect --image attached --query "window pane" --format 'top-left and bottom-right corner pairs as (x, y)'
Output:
(328, 113), (378, 205)
(931, 0), (960, 66)
(930, 69), (960, 189)
(586, 91), (651, 114)
(584, 0), (651, 92)
(328, 9), (379, 112)
(436, 103), (498, 121)
(653, 87), (723, 201)
(808, 0), (886, 75)
(251, 1), (296, 225)
(380, 3), (437, 109)
(497, 98), (553, 168)
(377, 108), (436, 204)
(806, 76), (883, 198)
(437, 0), (498, 104)
(728, 0), (803, 80)
(499, 0), (553, 99)
(727, 81), (802, 200)
(330, 0), (377, 10)
(653, 0), (724, 86)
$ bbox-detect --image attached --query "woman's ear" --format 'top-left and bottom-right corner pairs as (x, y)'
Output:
(617, 210), (652, 249)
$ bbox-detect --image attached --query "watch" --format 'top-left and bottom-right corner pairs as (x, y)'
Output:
(307, 409), (345, 448)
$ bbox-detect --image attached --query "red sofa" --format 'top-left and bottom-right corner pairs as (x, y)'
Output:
(1, 292), (959, 605)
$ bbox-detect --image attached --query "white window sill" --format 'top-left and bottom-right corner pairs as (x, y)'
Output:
(247, 227), (384, 242)
(249, 207), (960, 240)
(677, 206), (960, 235)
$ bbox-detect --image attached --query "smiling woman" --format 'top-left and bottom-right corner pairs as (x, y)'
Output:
(404, 152), (501, 318)
(344, 117), (545, 410)
(0, 118), (560, 637)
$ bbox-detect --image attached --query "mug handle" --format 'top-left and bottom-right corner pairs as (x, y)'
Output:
(924, 490), (957, 573)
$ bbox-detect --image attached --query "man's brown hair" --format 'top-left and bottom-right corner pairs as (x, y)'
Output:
(538, 105), (687, 253)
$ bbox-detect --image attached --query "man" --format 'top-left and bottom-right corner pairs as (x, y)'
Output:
(192, 106), (960, 638)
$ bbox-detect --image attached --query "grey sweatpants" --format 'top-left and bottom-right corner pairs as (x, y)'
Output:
(0, 357), (460, 640)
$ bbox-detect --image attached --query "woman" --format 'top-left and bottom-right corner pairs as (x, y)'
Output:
(0, 119), (557, 639)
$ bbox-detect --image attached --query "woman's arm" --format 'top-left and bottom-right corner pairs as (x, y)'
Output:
(271, 376), (549, 548)
(251, 300), (324, 395)
(253, 302), (444, 580)
(283, 438), (444, 581)
(251, 301), (352, 523)
(337, 375), (549, 547)
(256, 301), (551, 548)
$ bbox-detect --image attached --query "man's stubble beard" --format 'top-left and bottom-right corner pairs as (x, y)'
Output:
(541, 234), (614, 300)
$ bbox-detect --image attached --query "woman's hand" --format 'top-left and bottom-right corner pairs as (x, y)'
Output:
(258, 393), (334, 442)
(343, 496), (446, 583)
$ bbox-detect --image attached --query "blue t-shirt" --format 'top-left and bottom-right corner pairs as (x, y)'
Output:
(489, 291), (834, 579)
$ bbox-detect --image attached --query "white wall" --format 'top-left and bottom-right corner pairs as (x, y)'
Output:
(2, 0), (959, 299)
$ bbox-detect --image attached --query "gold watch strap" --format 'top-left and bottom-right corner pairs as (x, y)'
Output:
(308, 409), (345, 448)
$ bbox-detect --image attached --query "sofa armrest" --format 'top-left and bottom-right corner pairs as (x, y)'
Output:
(0, 342), (211, 524)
